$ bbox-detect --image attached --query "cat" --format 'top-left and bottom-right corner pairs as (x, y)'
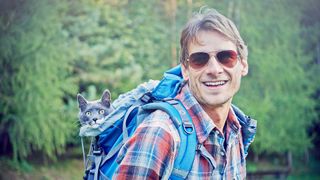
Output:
(77, 89), (114, 128)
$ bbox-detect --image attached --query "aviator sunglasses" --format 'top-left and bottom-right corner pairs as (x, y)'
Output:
(187, 50), (239, 69)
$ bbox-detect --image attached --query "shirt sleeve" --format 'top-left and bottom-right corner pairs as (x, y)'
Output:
(113, 111), (176, 180)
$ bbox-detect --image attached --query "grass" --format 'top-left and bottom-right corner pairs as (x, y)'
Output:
(1, 148), (320, 180)
(247, 156), (320, 180)
(287, 157), (320, 180)
(0, 158), (84, 180)
(0, 147), (84, 180)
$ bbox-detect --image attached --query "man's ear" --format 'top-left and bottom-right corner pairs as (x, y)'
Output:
(240, 58), (249, 76)
(181, 63), (189, 80)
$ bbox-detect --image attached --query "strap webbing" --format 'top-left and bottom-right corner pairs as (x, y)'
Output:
(122, 105), (138, 141)
(81, 137), (86, 170)
(142, 100), (197, 179)
(94, 155), (103, 180)
(81, 136), (95, 171)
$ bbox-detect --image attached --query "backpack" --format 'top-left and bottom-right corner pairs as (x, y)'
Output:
(79, 65), (257, 180)
(80, 65), (197, 180)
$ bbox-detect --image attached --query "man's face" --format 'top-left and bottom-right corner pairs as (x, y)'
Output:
(182, 30), (248, 109)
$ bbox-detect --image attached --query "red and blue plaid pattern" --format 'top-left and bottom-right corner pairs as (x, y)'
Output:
(114, 85), (247, 179)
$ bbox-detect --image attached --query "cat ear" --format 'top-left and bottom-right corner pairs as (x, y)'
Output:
(77, 94), (87, 111)
(101, 89), (111, 107)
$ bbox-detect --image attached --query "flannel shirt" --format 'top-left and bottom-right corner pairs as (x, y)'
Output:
(114, 85), (247, 179)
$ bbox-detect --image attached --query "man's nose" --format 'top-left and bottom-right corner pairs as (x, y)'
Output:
(205, 56), (224, 74)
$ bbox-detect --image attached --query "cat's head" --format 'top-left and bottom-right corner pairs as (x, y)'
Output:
(77, 89), (113, 128)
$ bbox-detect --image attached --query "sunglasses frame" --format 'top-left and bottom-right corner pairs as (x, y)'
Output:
(187, 50), (239, 69)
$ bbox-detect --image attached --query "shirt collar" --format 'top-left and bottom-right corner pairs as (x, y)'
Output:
(176, 84), (241, 143)
(224, 108), (241, 143)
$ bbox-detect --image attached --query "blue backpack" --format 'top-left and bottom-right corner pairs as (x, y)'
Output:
(79, 65), (256, 180)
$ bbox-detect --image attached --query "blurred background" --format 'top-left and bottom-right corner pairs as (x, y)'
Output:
(0, 0), (319, 179)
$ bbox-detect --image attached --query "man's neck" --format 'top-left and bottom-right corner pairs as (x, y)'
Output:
(202, 102), (231, 133)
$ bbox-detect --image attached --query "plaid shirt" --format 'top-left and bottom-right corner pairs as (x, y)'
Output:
(114, 85), (247, 179)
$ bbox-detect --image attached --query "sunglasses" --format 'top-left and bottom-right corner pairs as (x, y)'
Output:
(187, 50), (239, 69)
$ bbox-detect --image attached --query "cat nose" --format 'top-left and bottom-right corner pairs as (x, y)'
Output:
(93, 118), (98, 122)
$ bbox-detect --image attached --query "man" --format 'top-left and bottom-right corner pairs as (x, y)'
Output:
(114, 8), (256, 179)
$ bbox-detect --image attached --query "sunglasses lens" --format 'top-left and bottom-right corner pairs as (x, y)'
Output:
(188, 50), (238, 69)
(216, 50), (238, 68)
(188, 52), (210, 69)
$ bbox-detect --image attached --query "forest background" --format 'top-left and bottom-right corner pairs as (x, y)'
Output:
(1, 0), (320, 179)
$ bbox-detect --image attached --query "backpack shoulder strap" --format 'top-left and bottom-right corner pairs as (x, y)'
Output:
(142, 99), (197, 179)
(232, 104), (257, 156)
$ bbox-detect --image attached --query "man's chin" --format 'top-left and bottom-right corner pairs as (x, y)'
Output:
(200, 96), (233, 108)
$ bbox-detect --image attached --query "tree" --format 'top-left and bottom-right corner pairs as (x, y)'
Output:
(0, 0), (177, 161)
(64, 0), (174, 98)
(1, 0), (318, 163)
(0, 0), (76, 161)
(299, 0), (320, 158)
(233, 0), (316, 156)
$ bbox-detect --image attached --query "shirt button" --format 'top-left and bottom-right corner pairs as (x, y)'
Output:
(220, 151), (225, 156)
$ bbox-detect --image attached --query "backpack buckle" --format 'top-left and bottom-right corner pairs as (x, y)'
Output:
(141, 92), (154, 103)
(162, 98), (179, 105)
(93, 148), (102, 155)
(183, 122), (194, 134)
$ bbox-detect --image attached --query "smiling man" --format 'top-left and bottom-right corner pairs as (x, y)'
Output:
(114, 8), (257, 179)
(181, 29), (249, 133)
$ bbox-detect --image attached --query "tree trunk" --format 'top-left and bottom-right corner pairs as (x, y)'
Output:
(304, 149), (310, 165)
(287, 151), (292, 170)
(254, 153), (259, 163)
(169, 0), (177, 67)
(317, 42), (320, 65)
(187, 0), (192, 18)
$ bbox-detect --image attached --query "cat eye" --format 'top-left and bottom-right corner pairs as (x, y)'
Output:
(99, 109), (105, 114)
(85, 111), (92, 116)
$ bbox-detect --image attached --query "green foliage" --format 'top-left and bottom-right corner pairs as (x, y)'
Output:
(300, 0), (320, 120)
(0, 0), (319, 162)
(0, 0), (176, 161)
(64, 0), (173, 98)
(233, 0), (317, 155)
(0, 0), (76, 160)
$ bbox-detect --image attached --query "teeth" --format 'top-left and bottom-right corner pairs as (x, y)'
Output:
(204, 81), (226, 86)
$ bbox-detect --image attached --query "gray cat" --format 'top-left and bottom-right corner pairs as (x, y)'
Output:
(77, 90), (113, 128)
